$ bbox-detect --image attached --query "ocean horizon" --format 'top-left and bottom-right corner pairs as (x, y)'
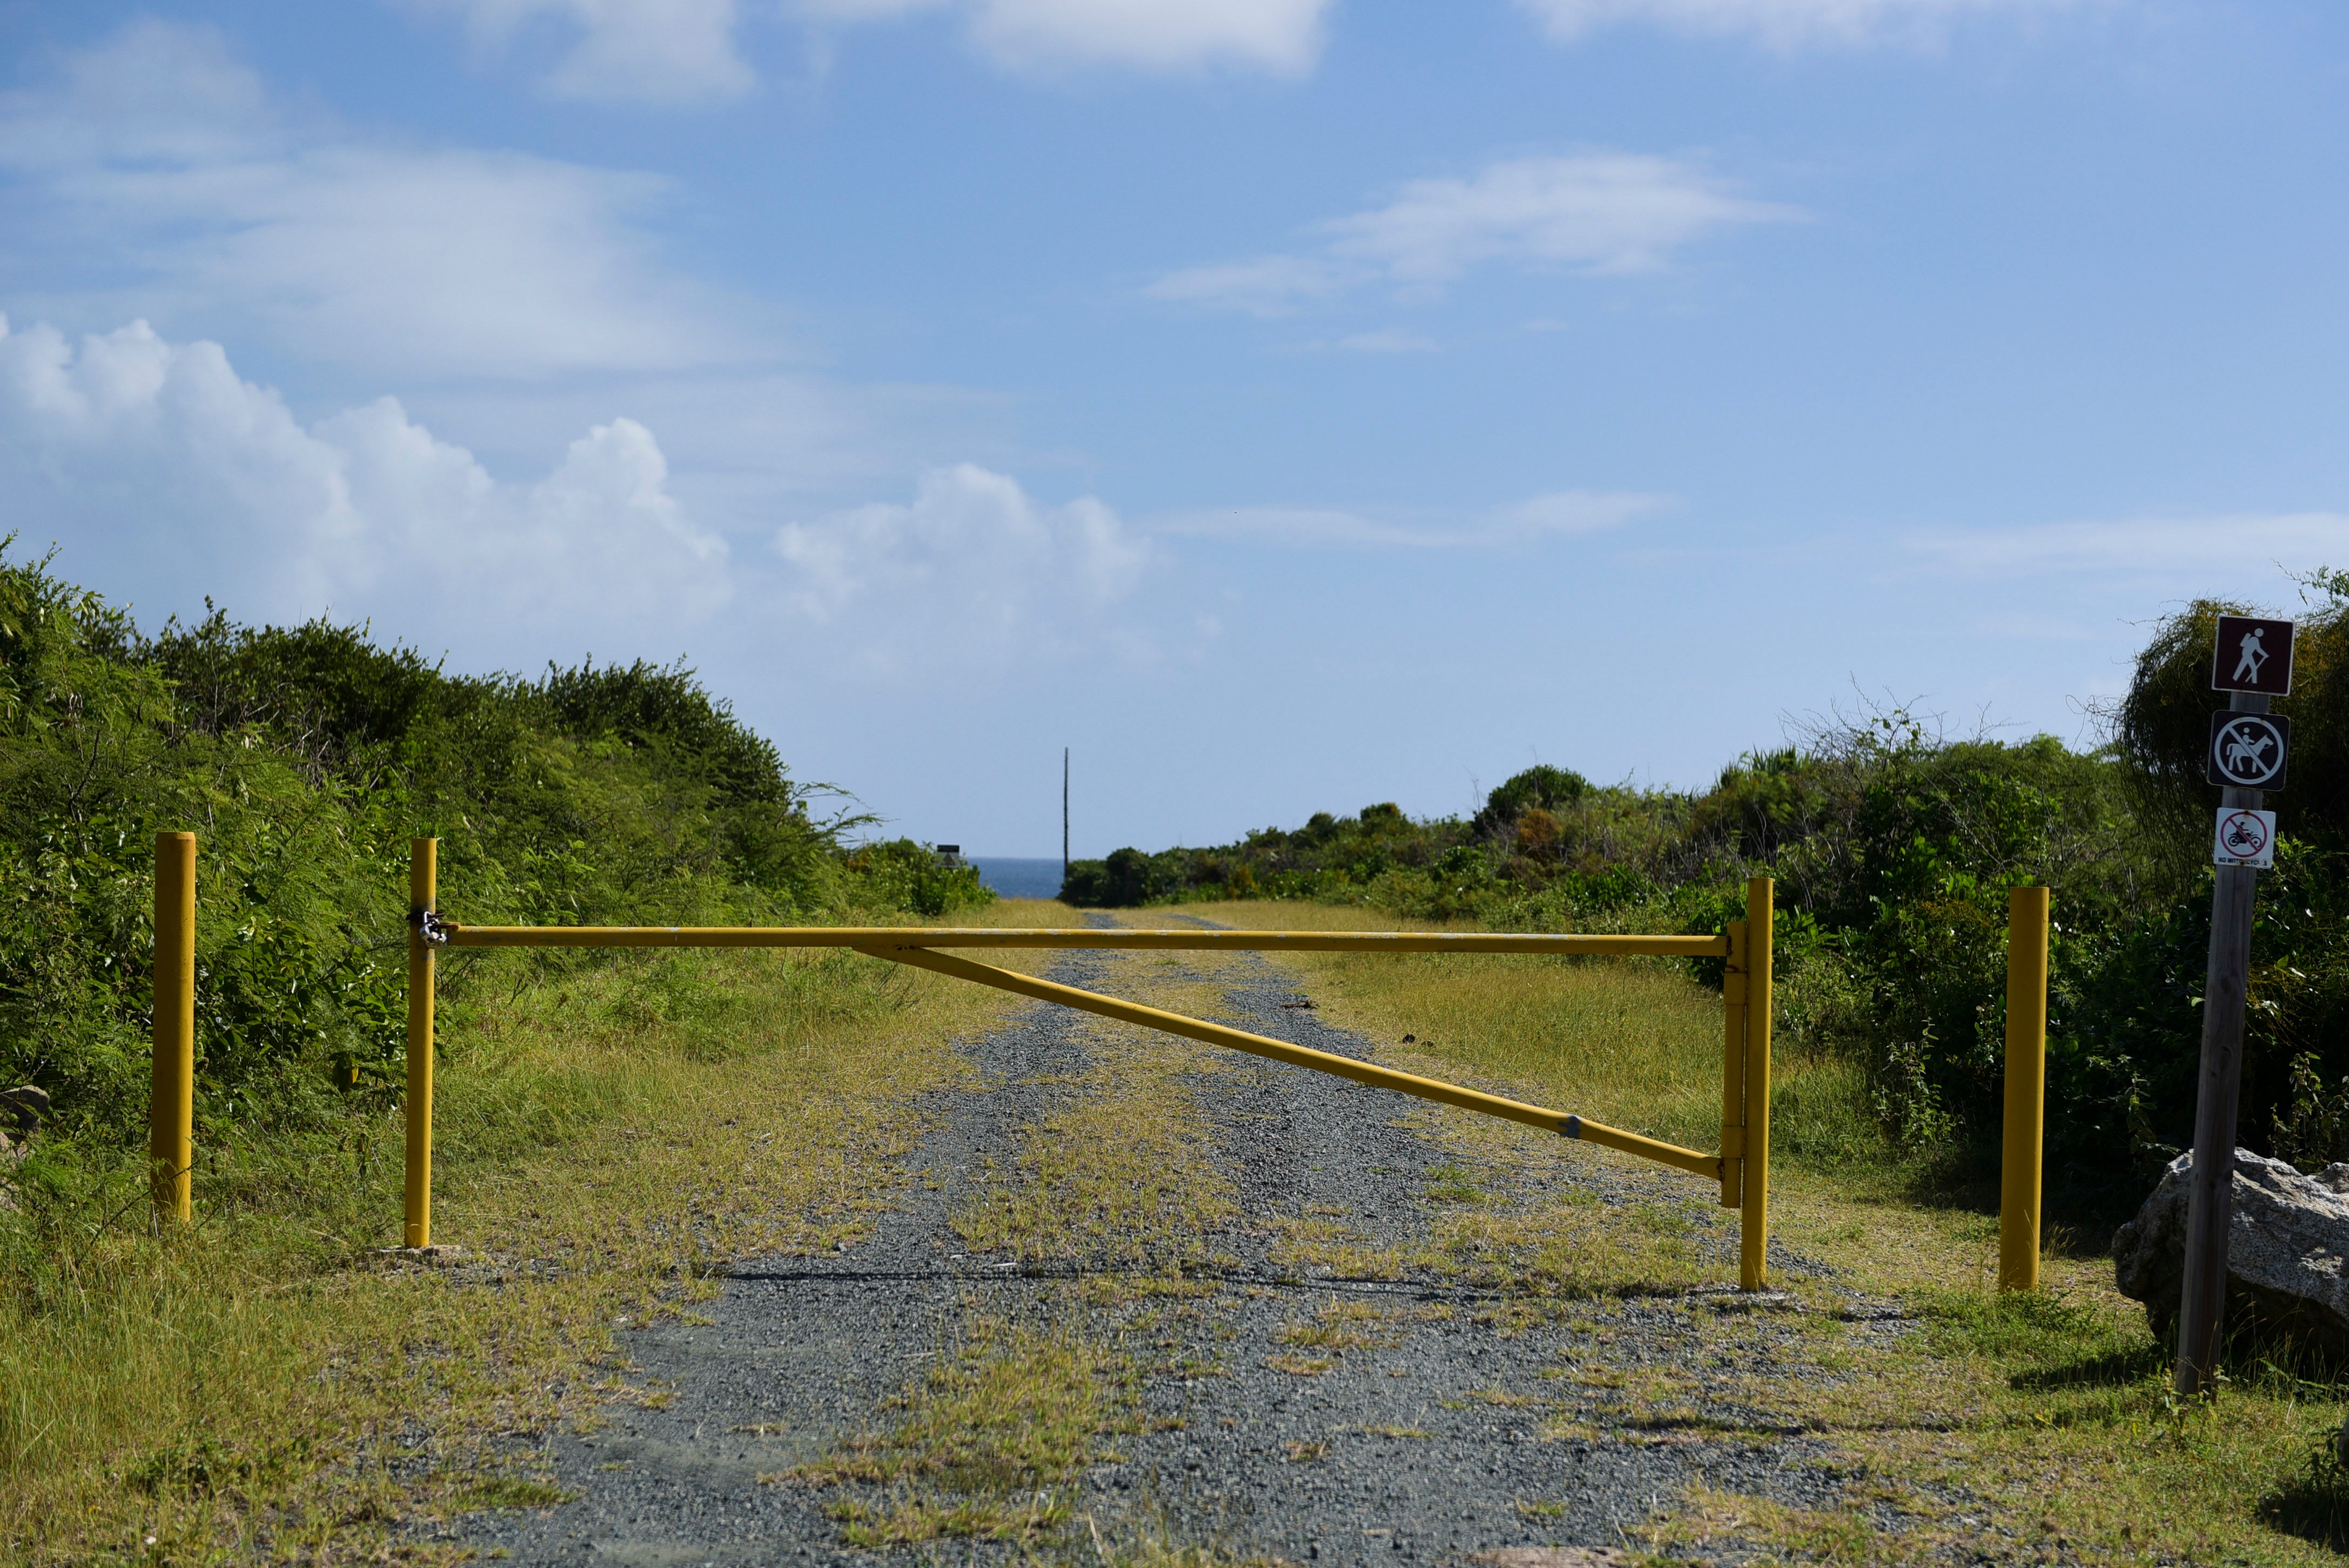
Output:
(968, 856), (1066, 901)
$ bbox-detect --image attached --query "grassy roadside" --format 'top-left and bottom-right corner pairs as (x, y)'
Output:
(0, 899), (1076, 1567)
(1169, 898), (2349, 1566)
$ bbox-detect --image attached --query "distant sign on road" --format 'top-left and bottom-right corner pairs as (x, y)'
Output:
(2207, 711), (2291, 790)
(2214, 807), (2278, 869)
(2212, 615), (2295, 695)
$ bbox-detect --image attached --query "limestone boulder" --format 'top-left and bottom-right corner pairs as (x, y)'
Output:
(2113, 1147), (2349, 1357)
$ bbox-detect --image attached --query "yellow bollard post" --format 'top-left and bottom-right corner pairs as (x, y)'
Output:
(1720, 919), (1748, 1209)
(402, 838), (438, 1249)
(1740, 877), (1774, 1291)
(150, 832), (197, 1224)
(1999, 886), (2051, 1292)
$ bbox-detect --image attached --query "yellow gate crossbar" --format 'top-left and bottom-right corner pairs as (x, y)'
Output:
(443, 925), (1729, 957)
(393, 845), (1777, 1290)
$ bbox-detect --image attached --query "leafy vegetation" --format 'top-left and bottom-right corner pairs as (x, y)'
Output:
(1069, 580), (2349, 1210)
(0, 546), (988, 1166)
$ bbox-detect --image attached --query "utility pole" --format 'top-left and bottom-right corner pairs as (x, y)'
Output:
(1063, 748), (1070, 884)
(2177, 615), (2293, 1397)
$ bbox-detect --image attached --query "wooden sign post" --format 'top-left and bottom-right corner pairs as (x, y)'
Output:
(2175, 615), (2294, 1397)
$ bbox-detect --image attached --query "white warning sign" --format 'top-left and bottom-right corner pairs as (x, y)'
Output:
(2213, 807), (2278, 870)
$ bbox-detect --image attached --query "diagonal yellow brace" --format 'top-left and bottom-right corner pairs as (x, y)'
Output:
(856, 942), (1723, 1182)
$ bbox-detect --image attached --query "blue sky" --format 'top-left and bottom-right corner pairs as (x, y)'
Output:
(3, 0), (2345, 856)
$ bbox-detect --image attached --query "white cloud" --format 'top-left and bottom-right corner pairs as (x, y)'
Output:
(419, 0), (755, 104)
(1330, 154), (1796, 282)
(1148, 154), (1794, 313)
(424, 0), (1337, 82)
(1516, 0), (2091, 49)
(795, 0), (1331, 73)
(0, 315), (1169, 679)
(1144, 256), (1347, 319)
(0, 315), (730, 635)
(1908, 515), (2349, 582)
(774, 463), (1155, 671)
(966, 0), (1330, 72)
(0, 20), (753, 380)
(1153, 490), (1669, 548)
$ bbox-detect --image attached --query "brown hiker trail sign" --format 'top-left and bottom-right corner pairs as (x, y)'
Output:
(2207, 711), (2290, 790)
(2212, 615), (2294, 695)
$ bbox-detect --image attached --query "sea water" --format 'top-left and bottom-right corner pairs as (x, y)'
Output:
(968, 857), (1066, 901)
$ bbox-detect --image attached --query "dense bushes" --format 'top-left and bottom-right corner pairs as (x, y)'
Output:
(0, 550), (987, 1153)
(1065, 583), (2349, 1206)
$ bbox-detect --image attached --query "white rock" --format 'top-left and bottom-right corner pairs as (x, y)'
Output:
(2112, 1147), (2349, 1354)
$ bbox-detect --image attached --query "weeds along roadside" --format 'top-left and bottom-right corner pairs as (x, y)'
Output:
(1163, 899), (2349, 1563)
(0, 898), (1074, 1566)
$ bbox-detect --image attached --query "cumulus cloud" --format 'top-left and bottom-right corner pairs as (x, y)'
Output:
(1153, 490), (1669, 548)
(774, 464), (1155, 672)
(0, 315), (1173, 680)
(0, 315), (729, 637)
(419, 0), (756, 104)
(1147, 154), (1794, 314)
(1516, 0), (2091, 49)
(0, 19), (750, 380)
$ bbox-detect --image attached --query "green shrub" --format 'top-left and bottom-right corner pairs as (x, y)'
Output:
(0, 546), (985, 1153)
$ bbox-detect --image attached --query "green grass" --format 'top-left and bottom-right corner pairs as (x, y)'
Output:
(791, 1315), (1130, 1544)
(1166, 897), (2349, 1565)
(0, 899), (1077, 1566)
(951, 966), (1240, 1273)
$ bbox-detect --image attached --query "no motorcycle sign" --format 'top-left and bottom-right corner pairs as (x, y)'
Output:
(2213, 807), (2278, 870)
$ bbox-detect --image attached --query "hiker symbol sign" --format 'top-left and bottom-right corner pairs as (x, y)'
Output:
(2206, 711), (2291, 790)
(2212, 615), (2295, 696)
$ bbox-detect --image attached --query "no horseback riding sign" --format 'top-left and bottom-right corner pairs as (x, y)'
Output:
(2214, 807), (2278, 870)
(2207, 711), (2291, 790)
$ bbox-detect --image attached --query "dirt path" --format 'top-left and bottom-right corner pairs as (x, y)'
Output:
(450, 923), (1878, 1566)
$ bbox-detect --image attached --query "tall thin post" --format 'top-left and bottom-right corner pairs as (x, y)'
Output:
(403, 838), (438, 1249)
(1999, 886), (2051, 1291)
(1062, 748), (1070, 885)
(150, 832), (197, 1224)
(1719, 919), (1748, 1210)
(2177, 697), (2266, 1395)
(1740, 876), (1774, 1291)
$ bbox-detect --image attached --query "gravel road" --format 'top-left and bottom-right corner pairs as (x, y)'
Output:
(449, 920), (1865, 1566)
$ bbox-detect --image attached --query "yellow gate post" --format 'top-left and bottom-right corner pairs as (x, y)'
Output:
(1720, 919), (1748, 1210)
(403, 838), (438, 1249)
(1740, 876), (1774, 1291)
(1999, 885), (2051, 1291)
(150, 832), (197, 1224)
